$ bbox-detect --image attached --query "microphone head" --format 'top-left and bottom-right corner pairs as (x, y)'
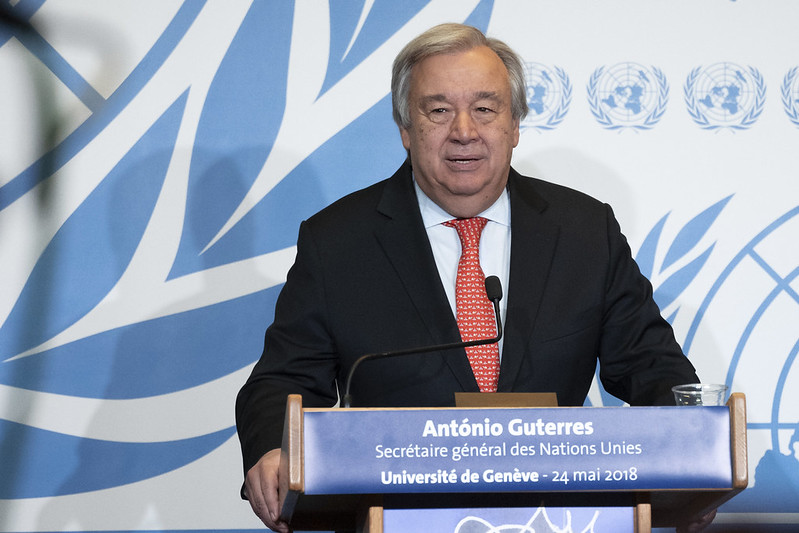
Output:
(485, 275), (503, 302)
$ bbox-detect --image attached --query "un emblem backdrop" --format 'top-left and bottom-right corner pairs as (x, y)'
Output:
(1, 1), (797, 531)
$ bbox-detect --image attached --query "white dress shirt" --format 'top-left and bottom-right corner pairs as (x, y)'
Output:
(414, 180), (511, 358)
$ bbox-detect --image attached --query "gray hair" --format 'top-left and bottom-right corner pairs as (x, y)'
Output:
(391, 23), (528, 130)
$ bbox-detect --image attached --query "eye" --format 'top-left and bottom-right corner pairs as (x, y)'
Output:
(426, 107), (450, 123)
(475, 106), (494, 113)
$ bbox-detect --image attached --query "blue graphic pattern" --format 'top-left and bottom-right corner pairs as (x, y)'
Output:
(0, 0), (205, 210)
(781, 66), (799, 129)
(587, 63), (668, 131)
(0, 94), (187, 359)
(0, 287), (279, 398)
(0, 0), (495, 500)
(684, 63), (766, 131)
(636, 196), (731, 316)
(683, 205), (799, 513)
(170, 1), (294, 278)
(0, 420), (234, 498)
(520, 63), (572, 131)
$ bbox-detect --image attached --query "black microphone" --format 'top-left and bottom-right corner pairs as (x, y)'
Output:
(342, 276), (503, 408)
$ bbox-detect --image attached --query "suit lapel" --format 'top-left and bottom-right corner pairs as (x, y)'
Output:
(373, 162), (479, 392)
(498, 171), (560, 391)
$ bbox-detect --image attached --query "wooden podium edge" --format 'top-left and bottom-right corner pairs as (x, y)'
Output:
(358, 506), (384, 533)
(653, 392), (749, 527)
(278, 394), (304, 522)
(728, 392), (748, 490)
(635, 501), (651, 533)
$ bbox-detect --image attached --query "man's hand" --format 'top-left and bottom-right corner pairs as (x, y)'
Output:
(244, 448), (291, 533)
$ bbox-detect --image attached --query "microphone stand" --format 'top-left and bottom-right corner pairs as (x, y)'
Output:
(342, 276), (503, 408)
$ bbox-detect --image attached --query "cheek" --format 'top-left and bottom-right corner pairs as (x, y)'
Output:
(416, 124), (433, 139)
(407, 121), (450, 158)
(492, 127), (519, 150)
(411, 127), (437, 154)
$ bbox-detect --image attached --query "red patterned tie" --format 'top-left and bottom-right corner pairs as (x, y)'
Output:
(443, 217), (500, 392)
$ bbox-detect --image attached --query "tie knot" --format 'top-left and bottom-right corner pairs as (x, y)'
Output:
(444, 217), (488, 248)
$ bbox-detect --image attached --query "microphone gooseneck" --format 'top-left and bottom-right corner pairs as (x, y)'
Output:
(342, 276), (503, 408)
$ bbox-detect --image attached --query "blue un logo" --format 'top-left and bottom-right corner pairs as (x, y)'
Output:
(781, 66), (799, 129)
(685, 63), (766, 131)
(682, 205), (799, 513)
(520, 62), (571, 132)
(587, 62), (668, 131)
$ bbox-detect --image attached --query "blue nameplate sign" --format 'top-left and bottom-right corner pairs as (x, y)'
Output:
(383, 506), (635, 533)
(302, 406), (732, 495)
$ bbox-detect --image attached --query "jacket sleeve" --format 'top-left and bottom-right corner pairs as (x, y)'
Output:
(235, 220), (340, 476)
(596, 204), (699, 406)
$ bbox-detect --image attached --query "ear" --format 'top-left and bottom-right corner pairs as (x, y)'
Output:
(399, 126), (412, 150)
(511, 117), (520, 148)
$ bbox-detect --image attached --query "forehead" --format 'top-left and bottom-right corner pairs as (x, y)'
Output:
(409, 45), (511, 100)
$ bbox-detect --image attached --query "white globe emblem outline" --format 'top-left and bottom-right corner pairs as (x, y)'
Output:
(596, 62), (660, 123)
(693, 62), (759, 125)
(521, 62), (562, 127)
(454, 505), (595, 533)
(790, 73), (799, 107)
(684, 206), (799, 454)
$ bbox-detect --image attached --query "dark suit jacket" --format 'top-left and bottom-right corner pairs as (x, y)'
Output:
(235, 160), (698, 474)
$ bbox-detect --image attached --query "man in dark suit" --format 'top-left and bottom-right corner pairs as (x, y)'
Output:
(236, 23), (700, 532)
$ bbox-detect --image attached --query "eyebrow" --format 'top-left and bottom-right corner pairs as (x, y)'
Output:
(474, 91), (501, 102)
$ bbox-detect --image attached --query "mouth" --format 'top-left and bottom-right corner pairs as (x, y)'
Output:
(446, 156), (482, 166)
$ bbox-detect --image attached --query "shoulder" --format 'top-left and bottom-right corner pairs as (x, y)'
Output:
(301, 160), (417, 239)
(509, 169), (611, 224)
(307, 178), (390, 225)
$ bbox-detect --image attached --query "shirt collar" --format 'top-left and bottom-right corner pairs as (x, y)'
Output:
(414, 178), (510, 229)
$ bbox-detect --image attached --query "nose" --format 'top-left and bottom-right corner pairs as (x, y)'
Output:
(449, 111), (478, 144)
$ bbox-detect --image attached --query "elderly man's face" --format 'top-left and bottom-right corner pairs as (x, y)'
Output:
(400, 45), (520, 218)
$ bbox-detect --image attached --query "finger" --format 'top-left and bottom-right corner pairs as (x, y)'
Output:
(258, 451), (283, 522)
(254, 466), (291, 531)
(246, 469), (280, 530)
(244, 471), (269, 521)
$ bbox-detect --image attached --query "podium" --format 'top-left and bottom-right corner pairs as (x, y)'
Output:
(277, 393), (747, 532)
